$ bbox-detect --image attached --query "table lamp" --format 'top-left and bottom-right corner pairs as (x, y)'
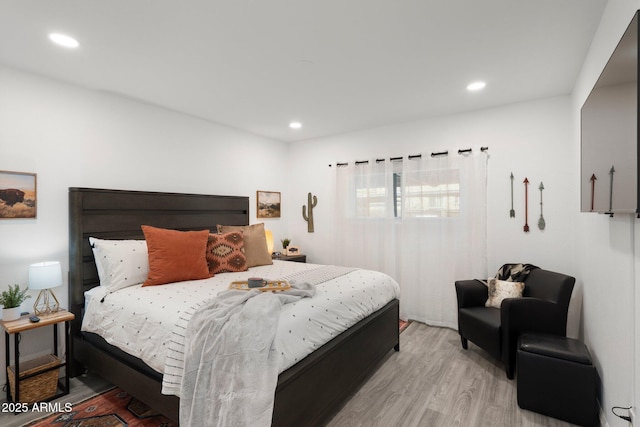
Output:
(29, 261), (62, 315)
(265, 229), (274, 255)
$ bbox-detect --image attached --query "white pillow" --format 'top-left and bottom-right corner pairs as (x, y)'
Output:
(485, 278), (525, 308)
(89, 237), (149, 292)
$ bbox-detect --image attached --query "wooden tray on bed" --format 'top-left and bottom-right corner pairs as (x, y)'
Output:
(229, 280), (291, 292)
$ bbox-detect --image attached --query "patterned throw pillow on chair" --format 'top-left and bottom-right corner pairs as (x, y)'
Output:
(485, 278), (525, 308)
(495, 263), (538, 282)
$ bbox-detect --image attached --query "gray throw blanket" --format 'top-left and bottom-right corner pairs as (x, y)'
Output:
(180, 283), (315, 427)
(280, 264), (357, 286)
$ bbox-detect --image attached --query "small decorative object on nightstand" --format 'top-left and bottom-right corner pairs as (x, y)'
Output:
(287, 245), (301, 256)
(2, 310), (74, 403)
(281, 238), (291, 255)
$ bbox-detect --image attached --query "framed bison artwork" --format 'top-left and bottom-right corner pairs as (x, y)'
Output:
(257, 190), (281, 218)
(0, 170), (36, 219)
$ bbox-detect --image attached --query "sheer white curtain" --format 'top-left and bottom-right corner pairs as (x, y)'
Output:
(335, 152), (487, 328)
(335, 159), (398, 275)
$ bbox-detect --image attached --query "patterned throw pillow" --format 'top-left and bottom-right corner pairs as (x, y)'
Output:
(485, 278), (525, 308)
(206, 231), (248, 274)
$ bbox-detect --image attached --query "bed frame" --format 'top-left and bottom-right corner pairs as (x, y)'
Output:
(68, 187), (399, 425)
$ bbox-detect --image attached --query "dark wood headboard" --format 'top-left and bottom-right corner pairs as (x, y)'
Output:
(68, 187), (249, 340)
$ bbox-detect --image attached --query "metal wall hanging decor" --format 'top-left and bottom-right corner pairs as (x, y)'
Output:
(523, 177), (530, 232)
(589, 173), (597, 212)
(509, 172), (548, 233)
(606, 165), (615, 217)
(302, 192), (317, 233)
(538, 182), (545, 230)
(586, 165), (616, 217)
(512, 173), (547, 232)
(509, 172), (515, 218)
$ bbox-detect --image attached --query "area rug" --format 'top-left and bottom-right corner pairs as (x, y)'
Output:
(399, 319), (412, 333)
(25, 387), (177, 427)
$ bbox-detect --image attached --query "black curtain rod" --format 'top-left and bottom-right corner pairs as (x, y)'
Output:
(330, 146), (488, 167)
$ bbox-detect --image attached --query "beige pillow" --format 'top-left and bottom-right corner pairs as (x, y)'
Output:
(216, 223), (272, 267)
(485, 278), (525, 308)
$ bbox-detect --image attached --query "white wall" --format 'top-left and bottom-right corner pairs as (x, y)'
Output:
(573, 1), (640, 426)
(0, 65), (291, 372)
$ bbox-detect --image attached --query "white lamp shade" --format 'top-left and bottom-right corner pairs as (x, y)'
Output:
(29, 261), (62, 290)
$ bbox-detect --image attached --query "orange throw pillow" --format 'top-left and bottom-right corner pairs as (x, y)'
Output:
(141, 225), (211, 286)
(206, 231), (248, 274)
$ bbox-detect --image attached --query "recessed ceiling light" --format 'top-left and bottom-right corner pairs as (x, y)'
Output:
(289, 122), (302, 129)
(48, 33), (79, 49)
(467, 81), (486, 91)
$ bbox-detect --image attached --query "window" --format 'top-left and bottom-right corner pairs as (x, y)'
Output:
(354, 173), (387, 218)
(401, 169), (460, 218)
(354, 168), (460, 218)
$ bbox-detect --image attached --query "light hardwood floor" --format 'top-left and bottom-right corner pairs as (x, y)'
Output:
(326, 322), (581, 427)
(1, 322), (583, 426)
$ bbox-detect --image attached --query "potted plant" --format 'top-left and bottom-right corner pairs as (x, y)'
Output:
(281, 238), (291, 255)
(0, 285), (30, 321)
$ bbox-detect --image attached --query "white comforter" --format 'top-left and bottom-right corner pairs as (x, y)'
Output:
(81, 260), (400, 396)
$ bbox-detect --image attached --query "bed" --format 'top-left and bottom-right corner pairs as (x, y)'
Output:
(68, 187), (400, 425)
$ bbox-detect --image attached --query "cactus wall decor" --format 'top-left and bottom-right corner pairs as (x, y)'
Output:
(302, 192), (317, 232)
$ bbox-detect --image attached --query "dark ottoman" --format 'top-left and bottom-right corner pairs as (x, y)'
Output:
(517, 333), (598, 427)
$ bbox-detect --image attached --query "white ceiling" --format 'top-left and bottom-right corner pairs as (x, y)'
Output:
(0, 0), (607, 143)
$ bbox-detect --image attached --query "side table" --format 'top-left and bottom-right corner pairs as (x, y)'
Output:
(1, 310), (74, 403)
(274, 254), (307, 263)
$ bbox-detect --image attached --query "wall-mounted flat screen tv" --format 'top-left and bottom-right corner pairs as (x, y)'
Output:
(581, 11), (638, 215)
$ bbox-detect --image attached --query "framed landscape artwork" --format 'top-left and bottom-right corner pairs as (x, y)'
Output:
(257, 191), (281, 218)
(0, 170), (37, 219)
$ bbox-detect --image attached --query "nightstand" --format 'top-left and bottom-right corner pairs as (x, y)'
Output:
(274, 254), (307, 263)
(1, 310), (74, 403)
